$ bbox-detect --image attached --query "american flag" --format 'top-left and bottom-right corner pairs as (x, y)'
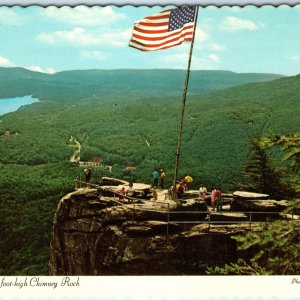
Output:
(129, 6), (197, 52)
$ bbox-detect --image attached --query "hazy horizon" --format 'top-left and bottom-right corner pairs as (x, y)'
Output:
(0, 6), (300, 76)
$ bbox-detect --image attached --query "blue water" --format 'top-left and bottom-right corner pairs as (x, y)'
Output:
(0, 95), (39, 116)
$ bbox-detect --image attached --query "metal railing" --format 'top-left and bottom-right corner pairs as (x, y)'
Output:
(74, 178), (299, 235)
(75, 175), (104, 190)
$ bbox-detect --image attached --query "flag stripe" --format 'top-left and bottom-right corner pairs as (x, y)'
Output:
(132, 27), (194, 43)
(137, 21), (169, 27)
(132, 23), (194, 38)
(129, 37), (192, 52)
(129, 25), (193, 51)
(133, 27), (169, 35)
(139, 16), (170, 23)
(129, 6), (196, 52)
(133, 24), (169, 31)
(129, 34), (193, 51)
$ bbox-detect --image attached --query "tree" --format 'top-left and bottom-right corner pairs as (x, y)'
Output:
(208, 133), (300, 275)
(233, 135), (290, 199)
(262, 133), (300, 192)
(206, 221), (300, 275)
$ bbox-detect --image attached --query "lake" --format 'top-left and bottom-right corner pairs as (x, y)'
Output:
(0, 95), (39, 116)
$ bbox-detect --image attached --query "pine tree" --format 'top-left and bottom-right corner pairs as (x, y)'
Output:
(209, 133), (300, 275)
(262, 133), (300, 188)
(234, 135), (289, 199)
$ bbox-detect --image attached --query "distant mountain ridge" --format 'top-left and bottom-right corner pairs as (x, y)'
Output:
(0, 67), (284, 100)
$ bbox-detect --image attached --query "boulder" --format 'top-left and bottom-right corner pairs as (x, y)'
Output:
(183, 190), (199, 199)
(97, 186), (118, 197)
(99, 176), (128, 186)
(230, 198), (290, 221)
(179, 199), (208, 211)
(168, 199), (208, 221)
(127, 183), (152, 198)
(233, 191), (269, 200)
(98, 183), (151, 198)
(230, 198), (288, 212)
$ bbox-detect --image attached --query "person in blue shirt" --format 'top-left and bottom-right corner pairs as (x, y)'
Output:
(152, 169), (159, 188)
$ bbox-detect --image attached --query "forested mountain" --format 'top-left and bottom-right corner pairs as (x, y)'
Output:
(0, 67), (283, 100)
(0, 67), (298, 275)
(0, 70), (298, 187)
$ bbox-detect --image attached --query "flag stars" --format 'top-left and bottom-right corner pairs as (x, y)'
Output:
(169, 6), (196, 32)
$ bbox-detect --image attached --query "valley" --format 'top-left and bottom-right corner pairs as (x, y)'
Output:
(0, 67), (299, 275)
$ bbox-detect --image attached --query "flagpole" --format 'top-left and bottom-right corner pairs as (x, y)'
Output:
(172, 6), (199, 199)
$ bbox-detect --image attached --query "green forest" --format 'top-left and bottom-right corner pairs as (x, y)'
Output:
(0, 67), (299, 275)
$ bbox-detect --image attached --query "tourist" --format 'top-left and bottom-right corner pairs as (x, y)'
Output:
(126, 182), (135, 203)
(118, 187), (126, 202)
(84, 168), (92, 189)
(151, 186), (158, 202)
(184, 174), (193, 190)
(215, 187), (223, 212)
(176, 182), (185, 200)
(167, 185), (174, 200)
(181, 177), (188, 191)
(199, 184), (207, 200)
(152, 169), (159, 188)
(159, 169), (166, 189)
(211, 187), (217, 211)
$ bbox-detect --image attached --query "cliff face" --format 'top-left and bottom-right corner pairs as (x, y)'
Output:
(49, 188), (254, 275)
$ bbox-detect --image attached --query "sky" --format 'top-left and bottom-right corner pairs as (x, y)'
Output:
(0, 5), (300, 75)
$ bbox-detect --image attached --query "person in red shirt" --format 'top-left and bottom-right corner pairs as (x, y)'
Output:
(118, 187), (126, 202)
(181, 178), (188, 191)
(215, 187), (223, 211)
(211, 187), (217, 211)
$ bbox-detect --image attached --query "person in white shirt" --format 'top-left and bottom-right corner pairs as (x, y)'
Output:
(126, 182), (135, 203)
(199, 184), (207, 200)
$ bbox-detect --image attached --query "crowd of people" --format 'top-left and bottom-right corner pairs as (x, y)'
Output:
(151, 168), (166, 189)
(152, 169), (223, 211)
(117, 182), (136, 203)
(83, 167), (223, 211)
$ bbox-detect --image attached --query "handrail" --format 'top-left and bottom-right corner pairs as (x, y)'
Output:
(74, 177), (299, 234)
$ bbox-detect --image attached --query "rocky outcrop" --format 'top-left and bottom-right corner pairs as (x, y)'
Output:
(230, 193), (289, 221)
(230, 198), (288, 212)
(49, 188), (255, 275)
(233, 191), (269, 200)
(98, 177), (152, 198)
(210, 211), (249, 222)
(99, 177), (128, 186)
(184, 190), (232, 206)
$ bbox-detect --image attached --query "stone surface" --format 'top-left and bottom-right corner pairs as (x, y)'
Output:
(210, 211), (249, 223)
(50, 182), (299, 275)
(230, 198), (291, 221)
(233, 191), (269, 200)
(230, 198), (288, 212)
(169, 199), (208, 221)
(99, 177), (128, 186)
(98, 182), (152, 198)
(49, 188), (255, 275)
